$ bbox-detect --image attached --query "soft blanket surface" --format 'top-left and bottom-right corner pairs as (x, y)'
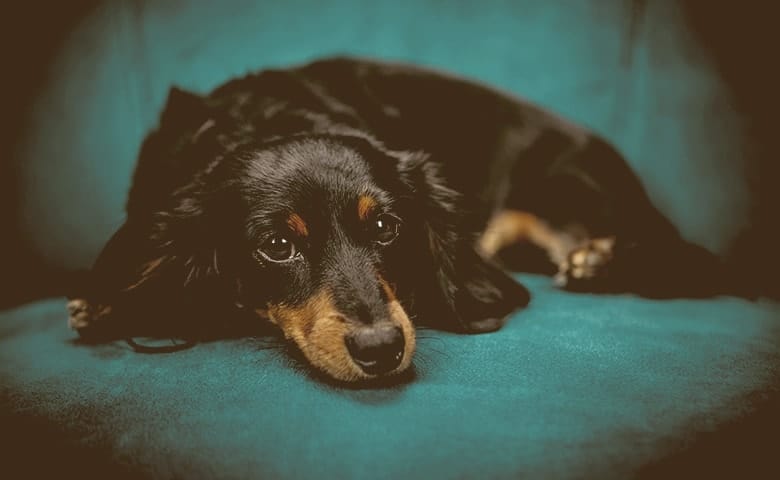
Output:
(2, 275), (778, 478)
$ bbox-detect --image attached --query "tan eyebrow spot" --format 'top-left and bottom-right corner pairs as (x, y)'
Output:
(287, 213), (309, 237)
(378, 274), (397, 301)
(377, 273), (397, 302)
(357, 195), (377, 221)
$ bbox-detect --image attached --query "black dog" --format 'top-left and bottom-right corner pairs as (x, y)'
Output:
(67, 57), (736, 382)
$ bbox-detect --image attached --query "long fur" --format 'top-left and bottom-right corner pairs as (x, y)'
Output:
(69, 57), (743, 378)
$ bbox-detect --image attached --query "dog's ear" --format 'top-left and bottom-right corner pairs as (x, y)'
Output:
(89, 188), (221, 301)
(431, 238), (530, 333)
(145, 86), (212, 160)
(118, 85), (220, 290)
(161, 86), (210, 127)
(397, 153), (530, 333)
(150, 184), (223, 287)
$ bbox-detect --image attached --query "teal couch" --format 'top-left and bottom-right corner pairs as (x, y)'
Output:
(3, 1), (778, 478)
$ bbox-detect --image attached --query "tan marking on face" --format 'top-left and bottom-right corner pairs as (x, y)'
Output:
(286, 213), (309, 237)
(255, 307), (270, 321)
(267, 290), (415, 382)
(357, 195), (377, 221)
(378, 275), (397, 301)
(389, 300), (416, 374)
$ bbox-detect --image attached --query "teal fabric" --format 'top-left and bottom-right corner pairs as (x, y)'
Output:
(2, 276), (778, 478)
(18, 0), (748, 270)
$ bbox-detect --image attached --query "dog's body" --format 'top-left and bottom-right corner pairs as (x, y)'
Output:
(68, 57), (735, 382)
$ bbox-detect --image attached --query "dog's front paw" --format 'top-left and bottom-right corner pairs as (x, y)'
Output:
(67, 298), (112, 335)
(463, 316), (507, 333)
(554, 237), (615, 290)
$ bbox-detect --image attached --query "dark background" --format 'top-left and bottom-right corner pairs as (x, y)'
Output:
(1, 1), (100, 307)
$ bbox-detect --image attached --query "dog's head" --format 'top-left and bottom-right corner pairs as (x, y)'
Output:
(127, 89), (529, 383)
(222, 137), (419, 381)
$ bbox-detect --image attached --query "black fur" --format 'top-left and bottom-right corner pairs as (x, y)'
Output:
(72, 57), (742, 346)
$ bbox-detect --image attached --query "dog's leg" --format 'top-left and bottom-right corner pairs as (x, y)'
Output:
(581, 238), (738, 298)
(479, 209), (610, 281)
(479, 210), (731, 297)
(478, 209), (640, 295)
(478, 210), (578, 265)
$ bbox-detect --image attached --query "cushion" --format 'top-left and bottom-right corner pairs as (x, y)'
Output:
(3, 275), (778, 477)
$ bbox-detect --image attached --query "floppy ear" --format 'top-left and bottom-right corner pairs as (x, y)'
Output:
(69, 87), (231, 339)
(127, 86), (217, 216)
(114, 85), (222, 293)
(160, 86), (210, 127)
(87, 187), (221, 305)
(434, 240), (531, 333)
(397, 153), (530, 333)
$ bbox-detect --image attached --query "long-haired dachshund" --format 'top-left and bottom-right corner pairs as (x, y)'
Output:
(67, 57), (738, 382)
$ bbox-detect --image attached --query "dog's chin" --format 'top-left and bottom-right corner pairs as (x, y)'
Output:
(301, 342), (415, 383)
(314, 363), (418, 390)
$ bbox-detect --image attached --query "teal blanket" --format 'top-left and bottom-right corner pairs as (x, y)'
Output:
(3, 276), (778, 478)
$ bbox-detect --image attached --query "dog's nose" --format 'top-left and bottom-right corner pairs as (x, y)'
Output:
(345, 324), (404, 375)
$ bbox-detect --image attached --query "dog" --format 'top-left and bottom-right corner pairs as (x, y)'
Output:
(66, 57), (738, 382)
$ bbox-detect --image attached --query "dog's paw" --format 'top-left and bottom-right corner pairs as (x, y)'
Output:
(554, 237), (615, 290)
(67, 298), (112, 334)
(463, 316), (506, 334)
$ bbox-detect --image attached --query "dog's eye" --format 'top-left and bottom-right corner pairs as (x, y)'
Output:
(256, 236), (297, 262)
(374, 214), (401, 245)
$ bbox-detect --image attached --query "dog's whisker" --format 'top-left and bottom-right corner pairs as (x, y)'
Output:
(417, 345), (450, 359)
(212, 249), (221, 276)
